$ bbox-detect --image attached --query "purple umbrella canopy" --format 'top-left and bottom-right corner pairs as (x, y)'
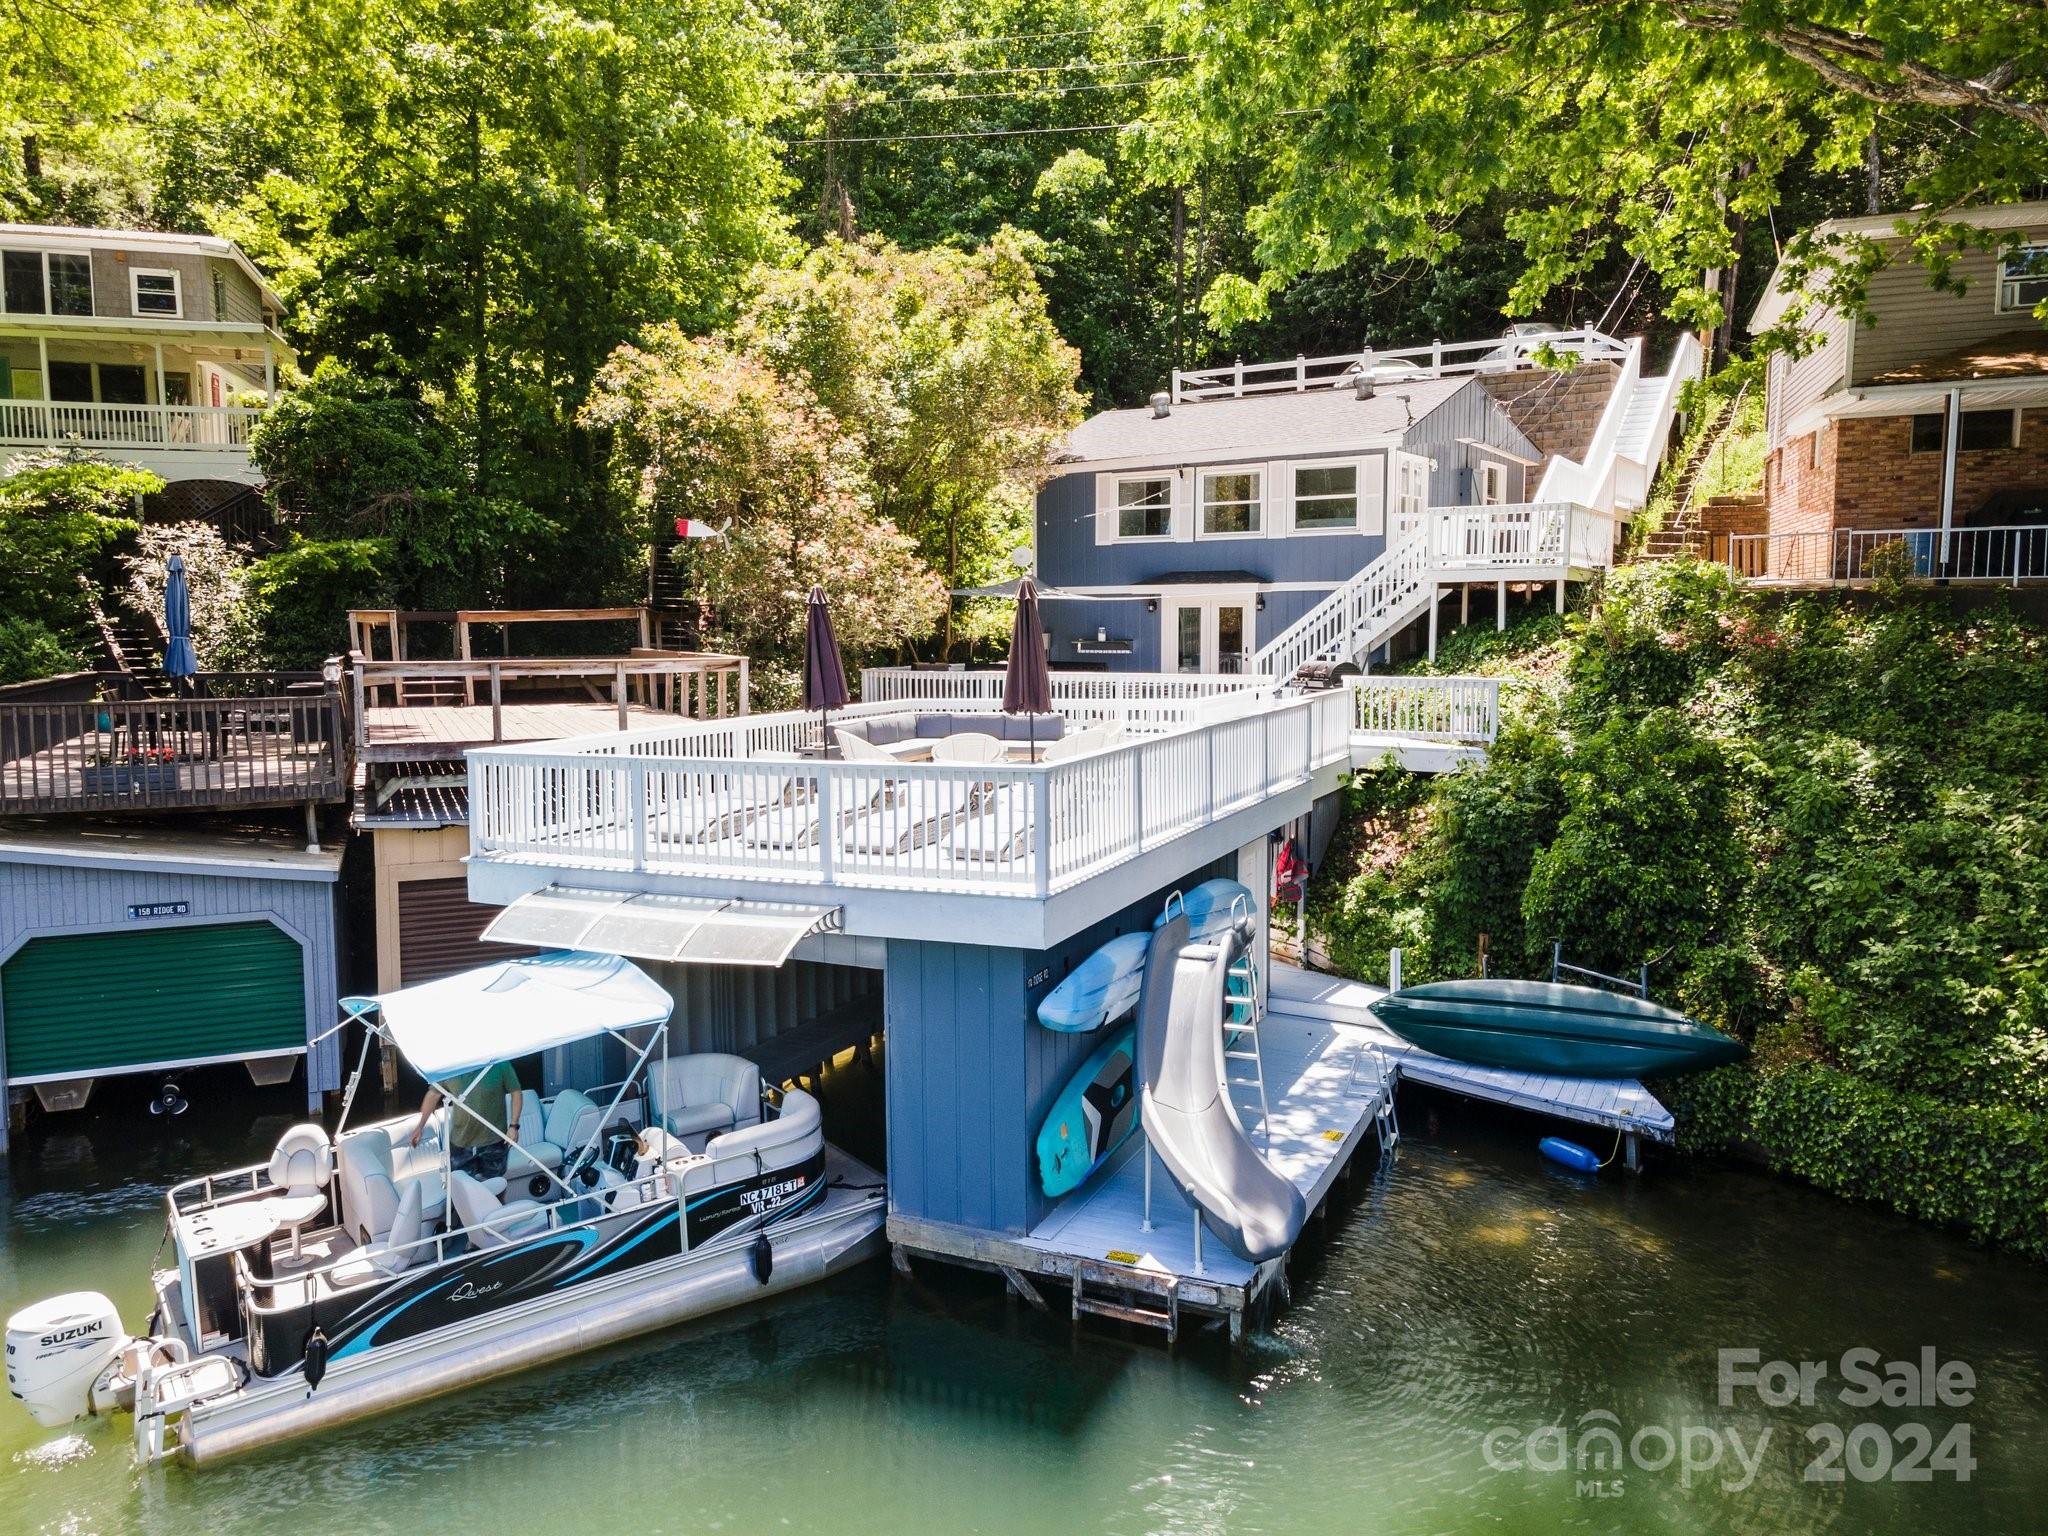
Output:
(1003, 576), (1053, 759)
(803, 585), (850, 746)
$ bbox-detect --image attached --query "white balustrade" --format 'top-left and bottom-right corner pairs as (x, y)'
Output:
(0, 400), (264, 450)
(1350, 676), (1500, 743)
(1170, 327), (1631, 403)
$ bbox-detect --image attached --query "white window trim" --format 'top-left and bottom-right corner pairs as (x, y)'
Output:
(1107, 472), (1176, 543)
(1, 249), (96, 318)
(1477, 460), (1509, 505)
(1195, 465), (1265, 540)
(1994, 243), (2048, 316)
(131, 267), (183, 319)
(1285, 454), (1384, 537)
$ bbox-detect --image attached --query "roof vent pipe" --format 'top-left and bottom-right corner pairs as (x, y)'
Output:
(1149, 391), (1172, 418)
(1355, 350), (1376, 400)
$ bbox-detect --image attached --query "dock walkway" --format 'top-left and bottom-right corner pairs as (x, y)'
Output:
(1267, 962), (1677, 1143)
(890, 1001), (1398, 1340)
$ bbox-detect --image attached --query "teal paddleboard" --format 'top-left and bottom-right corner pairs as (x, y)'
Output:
(1037, 931), (1150, 1032)
(1159, 878), (1257, 942)
(1035, 1024), (1138, 1198)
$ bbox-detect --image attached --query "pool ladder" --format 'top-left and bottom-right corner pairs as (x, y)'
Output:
(1222, 955), (1270, 1140)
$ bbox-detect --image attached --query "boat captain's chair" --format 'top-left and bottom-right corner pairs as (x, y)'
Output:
(507, 1088), (600, 1177)
(337, 1126), (448, 1243)
(449, 1169), (551, 1250)
(265, 1124), (333, 1261)
(328, 1181), (428, 1289)
(646, 1054), (762, 1150)
(677, 1088), (823, 1202)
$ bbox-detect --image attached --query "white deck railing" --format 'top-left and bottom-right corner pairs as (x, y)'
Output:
(1724, 526), (2048, 586)
(1351, 676), (1500, 743)
(0, 400), (264, 450)
(861, 669), (1268, 707)
(468, 689), (1354, 897)
(1171, 327), (1630, 403)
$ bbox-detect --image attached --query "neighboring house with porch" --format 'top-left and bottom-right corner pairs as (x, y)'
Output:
(0, 223), (290, 504)
(1033, 327), (1699, 677)
(1746, 201), (2048, 583)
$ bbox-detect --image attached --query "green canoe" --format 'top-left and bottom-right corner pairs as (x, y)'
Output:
(1368, 978), (1745, 1079)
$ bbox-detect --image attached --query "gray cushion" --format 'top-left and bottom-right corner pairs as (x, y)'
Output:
(911, 711), (1064, 742)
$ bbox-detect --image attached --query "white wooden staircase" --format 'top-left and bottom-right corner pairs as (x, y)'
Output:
(1252, 333), (1702, 677)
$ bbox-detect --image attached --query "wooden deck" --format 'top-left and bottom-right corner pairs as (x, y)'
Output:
(359, 701), (681, 760)
(1268, 962), (1677, 1142)
(890, 1003), (1398, 1338)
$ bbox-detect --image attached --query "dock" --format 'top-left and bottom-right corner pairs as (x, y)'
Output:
(1268, 962), (1677, 1144)
(889, 1002), (1399, 1342)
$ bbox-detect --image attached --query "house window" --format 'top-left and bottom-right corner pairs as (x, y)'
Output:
(1394, 456), (1429, 521)
(1115, 476), (1173, 539)
(1996, 245), (2048, 315)
(48, 254), (91, 316)
(2, 251), (45, 314)
(1199, 468), (1262, 535)
(1911, 409), (2016, 453)
(1293, 463), (1358, 529)
(132, 269), (181, 318)
(1477, 461), (1509, 504)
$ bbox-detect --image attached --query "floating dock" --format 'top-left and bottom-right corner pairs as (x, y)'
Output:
(889, 1003), (1398, 1342)
(1268, 962), (1677, 1144)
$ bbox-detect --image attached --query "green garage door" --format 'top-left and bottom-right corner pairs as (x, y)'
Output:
(3, 921), (305, 1082)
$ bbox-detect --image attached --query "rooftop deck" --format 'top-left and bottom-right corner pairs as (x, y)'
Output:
(0, 672), (347, 816)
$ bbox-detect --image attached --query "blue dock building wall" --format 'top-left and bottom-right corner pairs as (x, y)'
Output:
(884, 855), (1237, 1236)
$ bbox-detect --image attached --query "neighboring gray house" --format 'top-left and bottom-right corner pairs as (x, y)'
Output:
(1035, 375), (1541, 673)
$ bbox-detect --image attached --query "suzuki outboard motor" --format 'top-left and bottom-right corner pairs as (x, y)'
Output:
(6, 1292), (129, 1427)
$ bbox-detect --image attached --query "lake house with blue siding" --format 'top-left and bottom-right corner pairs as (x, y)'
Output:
(1036, 375), (1540, 673)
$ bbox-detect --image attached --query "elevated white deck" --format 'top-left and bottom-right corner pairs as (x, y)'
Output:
(1268, 962), (1677, 1143)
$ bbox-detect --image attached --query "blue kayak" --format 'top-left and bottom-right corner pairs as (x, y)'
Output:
(1158, 878), (1257, 942)
(1037, 932), (1150, 1033)
(1035, 1025), (1138, 1198)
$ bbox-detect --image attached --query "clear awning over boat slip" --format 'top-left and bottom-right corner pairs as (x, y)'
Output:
(481, 885), (845, 968)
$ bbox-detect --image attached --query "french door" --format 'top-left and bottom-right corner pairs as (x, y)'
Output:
(1166, 596), (1254, 674)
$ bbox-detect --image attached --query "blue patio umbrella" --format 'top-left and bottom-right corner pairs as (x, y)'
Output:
(162, 553), (199, 682)
(804, 584), (850, 753)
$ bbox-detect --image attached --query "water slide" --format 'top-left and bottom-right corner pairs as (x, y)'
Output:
(1136, 913), (1308, 1264)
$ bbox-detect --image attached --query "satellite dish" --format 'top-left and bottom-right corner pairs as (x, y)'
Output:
(1009, 545), (1035, 572)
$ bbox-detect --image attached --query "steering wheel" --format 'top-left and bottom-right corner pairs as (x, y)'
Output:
(564, 1146), (604, 1190)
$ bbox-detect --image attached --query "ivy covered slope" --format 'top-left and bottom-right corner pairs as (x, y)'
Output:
(1309, 562), (2048, 1258)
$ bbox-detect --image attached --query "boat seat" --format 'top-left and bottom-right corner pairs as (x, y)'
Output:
(508, 1087), (603, 1177)
(646, 1054), (761, 1149)
(337, 1126), (448, 1243)
(327, 1181), (430, 1289)
(449, 1170), (551, 1250)
(679, 1089), (822, 1198)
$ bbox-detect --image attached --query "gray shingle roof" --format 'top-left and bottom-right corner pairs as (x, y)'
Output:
(1062, 377), (1470, 464)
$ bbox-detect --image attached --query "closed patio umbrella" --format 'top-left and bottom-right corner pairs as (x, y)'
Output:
(1003, 577), (1053, 762)
(804, 584), (850, 754)
(163, 553), (198, 684)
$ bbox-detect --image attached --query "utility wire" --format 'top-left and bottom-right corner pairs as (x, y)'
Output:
(786, 107), (1319, 149)
(783, 53), (1190, 80)
(788, 23), (1160, 62)
(830, 77), (1157, 107)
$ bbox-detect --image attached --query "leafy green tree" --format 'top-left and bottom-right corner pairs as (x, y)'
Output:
(1137, 0), (2048, 340)
(0, 458), (156, 652)
(739, 234), (1084, 650)
(583, 325), (947, 701)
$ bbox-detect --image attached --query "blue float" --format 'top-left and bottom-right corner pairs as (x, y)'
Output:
(1539, 1135), (1602, 1173)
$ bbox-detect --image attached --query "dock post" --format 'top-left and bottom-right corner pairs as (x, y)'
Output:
(1192, 1207), (1204, 1273)
(1388, 947), (1403, 992)
(1141, 1139), (1154, 1232)
(1624, 1134), (1641, 1174)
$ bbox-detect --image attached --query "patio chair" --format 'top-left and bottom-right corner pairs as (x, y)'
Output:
(932, 733), (1006, 764)
(946, 780), (1034, 865)
(840, 772), (978, 856)
(834, 729), (897, 762)
(1041, 727), (1108, 762)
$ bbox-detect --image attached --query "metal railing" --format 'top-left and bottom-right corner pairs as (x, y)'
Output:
(468, 689), (1354, 897)
(0, 681), (346, 814)
(0, 400), (265, 450)
(1720, 525), (2048, 585)
(1172, 327), (1630, 403)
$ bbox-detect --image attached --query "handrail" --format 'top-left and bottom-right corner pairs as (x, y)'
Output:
(1534, 336), (1644, 512)
(1722, 525), (2048, 585)
(0, 399), (265, 450)
(1350, 676), (1500, 744)
(352, 652), (751, 745)
(1171, 327), (1631, 402)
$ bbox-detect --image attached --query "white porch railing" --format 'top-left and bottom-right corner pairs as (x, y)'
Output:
(0, 400), (264, 450)
(1351, 676), (1500, 743)
(860, 669), (1268, 706)
(1723, 526), (2048, 585)
(467, 689), (1355, 897)
(1171, 327), (1631, 403)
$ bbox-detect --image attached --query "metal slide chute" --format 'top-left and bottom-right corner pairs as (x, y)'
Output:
(1136, 914), (1307, 1264)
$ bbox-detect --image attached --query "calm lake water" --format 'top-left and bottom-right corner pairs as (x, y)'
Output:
(4, 1069), (2045, 1536)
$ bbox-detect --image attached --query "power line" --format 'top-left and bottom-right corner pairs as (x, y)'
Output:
(785, 107), (1319, 149)
(783, 53), (1190, 81)
(788, 23), (1161, 62)
(838, 77), (1157, 108)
